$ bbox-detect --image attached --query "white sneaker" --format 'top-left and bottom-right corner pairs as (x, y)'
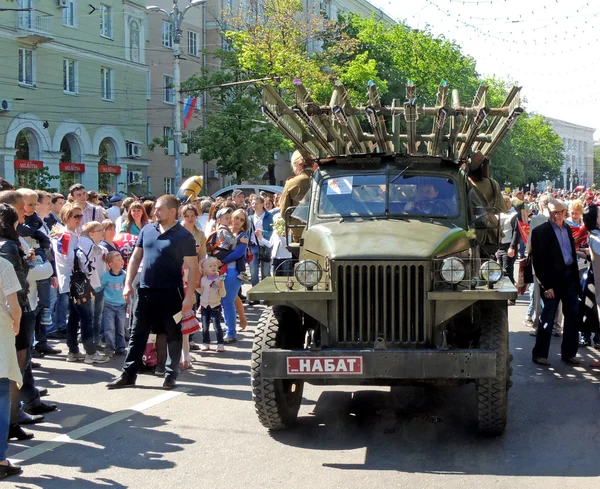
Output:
(200, 343), (210, 352)
(523, 317), (534, 327)
(67, 352), (86, 362)
(85, 352), (110, 364)
(216, 344), (225, 353)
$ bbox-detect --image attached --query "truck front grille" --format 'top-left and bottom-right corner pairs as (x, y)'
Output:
(335, 261), (430, 347)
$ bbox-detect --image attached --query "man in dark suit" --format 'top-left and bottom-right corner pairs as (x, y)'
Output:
(530, 199), (581, 366)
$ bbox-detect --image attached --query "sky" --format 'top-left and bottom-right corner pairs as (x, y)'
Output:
(369, 0), (600, 139)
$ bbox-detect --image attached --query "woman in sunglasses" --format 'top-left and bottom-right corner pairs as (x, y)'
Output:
(52, 203), (109, 365)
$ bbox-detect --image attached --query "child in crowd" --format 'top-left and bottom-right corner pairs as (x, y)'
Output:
(208, 207), (249, 282)
(100, 252), (127, 357)
(100, 219), (120, 255)
(198, 257), (226, 352)
(78, 221), (108, 350)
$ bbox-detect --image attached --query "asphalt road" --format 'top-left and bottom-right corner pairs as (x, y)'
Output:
(6, 297), (600, 489)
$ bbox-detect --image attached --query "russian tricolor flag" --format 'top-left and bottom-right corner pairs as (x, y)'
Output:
(183, 97), (198, 130)
(56, 232), (71, 255)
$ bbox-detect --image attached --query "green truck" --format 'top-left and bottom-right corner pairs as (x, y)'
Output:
(248, 81), (523, 435)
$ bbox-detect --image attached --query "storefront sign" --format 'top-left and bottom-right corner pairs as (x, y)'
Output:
(59, 162), (85, 173)
(98, 165), (121, 175)
(14, 160), (43, 170)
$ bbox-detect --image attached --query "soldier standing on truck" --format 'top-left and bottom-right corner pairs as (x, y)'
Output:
(279, 150), (313, 242)
(468, 154), (508, 252)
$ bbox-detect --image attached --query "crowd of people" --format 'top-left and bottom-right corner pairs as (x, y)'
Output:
(497, 185), (600, 367)
(0, 174), (289, 480)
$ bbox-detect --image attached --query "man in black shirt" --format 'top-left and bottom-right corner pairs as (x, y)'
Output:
(107, 195), (199, 390)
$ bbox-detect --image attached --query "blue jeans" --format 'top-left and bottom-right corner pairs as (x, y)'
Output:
(67, 299), (95, 355)
(249, 246), (271, 286)
(527, 282), (535, 318)
(49, 291), (69, 334)
(201, 305), (224, 345)
(0, 378), (9, 461)
(103, 303), (127, 353)
(92, 289), (104, 345)
(20, 311), (39, 406)
(222, 269), (242, 339)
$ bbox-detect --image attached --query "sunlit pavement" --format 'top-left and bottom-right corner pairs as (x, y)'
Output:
(7, 296), (600, 489)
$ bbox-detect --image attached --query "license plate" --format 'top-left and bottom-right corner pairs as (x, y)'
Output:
(287, 356), (363, 375)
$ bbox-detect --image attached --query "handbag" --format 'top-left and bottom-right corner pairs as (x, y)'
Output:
(258, 245), (272, 263)
(513, 256), (533, 295)
(70, 252), (95, 303)
(181, 310), (201, 335)
(246, 247), (254, 264)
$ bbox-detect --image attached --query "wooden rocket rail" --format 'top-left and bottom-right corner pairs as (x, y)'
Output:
(260, 80), (523, 163)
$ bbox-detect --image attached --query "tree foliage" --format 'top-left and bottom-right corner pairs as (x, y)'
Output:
(594, 146), (600, 187)
(491, 115), (564, 187)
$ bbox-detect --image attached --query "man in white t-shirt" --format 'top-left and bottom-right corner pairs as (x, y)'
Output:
(107, 195), (123, 223)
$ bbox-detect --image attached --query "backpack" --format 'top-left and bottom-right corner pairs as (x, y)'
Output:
(70, 250), (94, 303)
(206, 231), (226, 255)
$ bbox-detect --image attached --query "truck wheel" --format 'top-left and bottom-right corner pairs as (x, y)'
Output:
(476, 301), (509, 436)
(251, 306), (304, 430)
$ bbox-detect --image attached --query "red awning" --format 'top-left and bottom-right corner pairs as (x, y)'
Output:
(14, 160), (43, 170)
(60, 162), (85, 173)
(98, 165), (121, 175)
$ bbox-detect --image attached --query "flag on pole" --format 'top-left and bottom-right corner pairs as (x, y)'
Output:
(183, 97), (198, 130)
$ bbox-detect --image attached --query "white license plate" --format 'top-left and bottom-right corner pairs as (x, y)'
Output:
(286, 356), (363, 375)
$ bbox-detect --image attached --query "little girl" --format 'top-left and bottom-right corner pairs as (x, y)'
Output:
(198, 257), (226, 352)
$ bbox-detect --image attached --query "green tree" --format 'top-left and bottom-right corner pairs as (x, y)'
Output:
(491, 115), (563, 187)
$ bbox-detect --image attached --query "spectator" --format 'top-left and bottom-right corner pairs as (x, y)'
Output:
(107, 194), (199, 390)
(45, 193), (65, 229)
(530, 199), (580, 366)
(0, 178), (14, 192)
(68, 184), (104, 231)
(107, 195), (123, 223)
(220, 209), (250, 343)
(194, 199), (210, 232)
(198, 257), (226, 352)
(115, 197), (134, 232)
(52, 203), (109, 365)
(0, 255), (23, 479)
(120, 201), (149, 236)
(248, 195), (273, 288)
(497, 195), (518, 295)
(142, 200), (155, 221)
(232, 189), (246, 210)
(180, 204), (207, 259)
(100, 219), (120, 254)
(100, 252), (127, 357)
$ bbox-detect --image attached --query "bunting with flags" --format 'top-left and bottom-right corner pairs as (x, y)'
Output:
(183, 97), (198, 130)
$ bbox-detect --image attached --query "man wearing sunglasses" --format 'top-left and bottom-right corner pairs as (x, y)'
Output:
(530, 199), (581, 367)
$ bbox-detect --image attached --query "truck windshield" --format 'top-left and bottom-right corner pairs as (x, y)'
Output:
(318, 174), (458, 218)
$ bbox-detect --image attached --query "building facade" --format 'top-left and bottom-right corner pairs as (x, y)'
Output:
(546, 117), (596, 190)
(0, 0), (149, 195)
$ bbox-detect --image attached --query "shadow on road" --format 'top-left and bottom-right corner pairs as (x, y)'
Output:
(268, 329), (600, 477)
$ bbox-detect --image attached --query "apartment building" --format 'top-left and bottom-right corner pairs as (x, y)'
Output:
(0, 0), (149, 195)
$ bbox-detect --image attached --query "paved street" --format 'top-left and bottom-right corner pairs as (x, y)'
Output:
(6, 297), (600, 489)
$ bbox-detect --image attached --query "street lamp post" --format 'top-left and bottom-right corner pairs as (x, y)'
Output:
(147, 0), (206, 190)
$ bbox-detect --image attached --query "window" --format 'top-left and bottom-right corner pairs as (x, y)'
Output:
(163, 126), (173, 141)
(18, 48), (34, 86)
(162, 21), (173, 48)
(129, 18), (141, 62)
(62, 0), (75, 27)
(146, 124), (152, 145)
(146, 71), (151, 100)
(100, 5), (112, 38)
(163, 75), (174, 104)
(164, 178), (174, 194)
(188, 31), (198, 56)
(63, 59), (77, 94)
(101, 67), (113, 101)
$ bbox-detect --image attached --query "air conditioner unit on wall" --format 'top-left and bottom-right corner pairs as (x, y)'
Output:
(128, 170), (143, 185)
(126, 141), (141, 158)
(0, 99), (11, 112)
(56, 0), (68, 7)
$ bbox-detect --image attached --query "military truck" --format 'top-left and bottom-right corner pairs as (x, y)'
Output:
(248, 80), (523, 435)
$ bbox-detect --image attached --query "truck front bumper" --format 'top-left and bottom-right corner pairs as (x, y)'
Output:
(261, 349), (497, 380)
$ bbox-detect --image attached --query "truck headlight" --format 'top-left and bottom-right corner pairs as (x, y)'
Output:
(440, 257), (466, 284)
(294, 259), (323, 290)
(480, 261), (503, 284)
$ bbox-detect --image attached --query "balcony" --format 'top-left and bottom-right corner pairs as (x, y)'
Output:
(17, 11), (54, 43)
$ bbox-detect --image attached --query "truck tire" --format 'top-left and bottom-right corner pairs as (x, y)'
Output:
(251, 306), (304, 430)
(476, 301), (509, 436)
